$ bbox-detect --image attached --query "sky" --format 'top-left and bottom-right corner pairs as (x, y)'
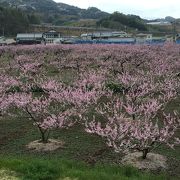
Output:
(54, 0), (180, 19)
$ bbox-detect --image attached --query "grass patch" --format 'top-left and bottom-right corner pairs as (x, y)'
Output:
(0, 157), (172, 180)
(0, 116), (179, 179)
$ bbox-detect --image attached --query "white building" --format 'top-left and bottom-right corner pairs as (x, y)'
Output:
(136, 33), (152, 44)
(165, 35), (174, 42)
(147, 21), (171, 26)
(43, 30), (61, 44)
(81, 31), (130, 40)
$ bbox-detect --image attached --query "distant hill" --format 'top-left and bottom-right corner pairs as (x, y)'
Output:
(57, 3), (109, 19)
(97, 12), (148, 31)
(0, 0), (109, 25)
(145, 16), (176, 24)
(0, 0), (179, 35)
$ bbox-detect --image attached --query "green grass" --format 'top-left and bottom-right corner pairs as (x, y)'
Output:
(0, 157), (172, 180)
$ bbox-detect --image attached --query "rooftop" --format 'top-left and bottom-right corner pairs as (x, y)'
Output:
(16, 33), (43, 38)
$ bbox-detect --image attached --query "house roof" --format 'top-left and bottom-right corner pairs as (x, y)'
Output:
(43, 30), (60, 35)
(136, 33), (152, 37)
(16, 33), (43, 38)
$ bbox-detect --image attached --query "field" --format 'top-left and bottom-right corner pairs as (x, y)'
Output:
(0, 44), (180, 179)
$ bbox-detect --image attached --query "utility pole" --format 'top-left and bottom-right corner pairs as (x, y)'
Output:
(172, 20), (176, 42)
(2, 27), (4, 37)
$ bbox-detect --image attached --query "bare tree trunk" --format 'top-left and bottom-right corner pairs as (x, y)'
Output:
(142, 149), (149, 159)
(39, 128), (50, 143)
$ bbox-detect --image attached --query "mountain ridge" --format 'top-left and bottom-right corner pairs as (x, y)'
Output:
(0, 0), (178, 24)
(0, 0), (109, 22)
(0, 0), (179, 36)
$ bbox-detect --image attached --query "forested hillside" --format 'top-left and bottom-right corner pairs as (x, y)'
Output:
(97, 12), (148, 31)
(0, 0), (109, 25)
(0, 0), (178, 35)
(0, 6), (40, 36)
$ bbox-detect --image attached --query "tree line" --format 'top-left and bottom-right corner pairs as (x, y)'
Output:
(97, 12), (148, 31)
(0, 6), (40, 36)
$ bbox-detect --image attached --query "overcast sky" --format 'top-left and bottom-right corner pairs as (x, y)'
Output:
(54, 0), (180, 19)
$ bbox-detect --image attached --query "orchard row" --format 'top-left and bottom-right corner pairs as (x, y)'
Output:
(0, 43), (180, 159)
